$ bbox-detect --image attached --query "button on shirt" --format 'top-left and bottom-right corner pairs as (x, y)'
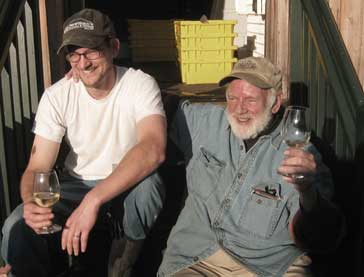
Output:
(158, 101), (333, 276)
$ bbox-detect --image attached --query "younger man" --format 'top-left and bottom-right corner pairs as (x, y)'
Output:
(1, 9), (166, 276)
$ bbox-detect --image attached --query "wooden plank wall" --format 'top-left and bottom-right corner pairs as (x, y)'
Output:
(265, 0), (290, 98)
(46, 0), (85, 82)
(247, 14), (265, 57)
(46, 0), (66, 83)
(327, 0), (364, 88)
(266, 0), (364, 90)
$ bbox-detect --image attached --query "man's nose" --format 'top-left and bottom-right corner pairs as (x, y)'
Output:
(236, 100), (248, 112)
(77, 55), (91, 69)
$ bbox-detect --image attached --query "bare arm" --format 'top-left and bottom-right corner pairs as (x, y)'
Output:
(21, 135), (60, 201)
(62, 114), (166, 255)
(21, 135), (61, 232)
(89, 114), (166, 203)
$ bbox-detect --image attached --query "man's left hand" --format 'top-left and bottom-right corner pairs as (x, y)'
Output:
(278, 147), (316, 191)
(61, 193), (100, 256)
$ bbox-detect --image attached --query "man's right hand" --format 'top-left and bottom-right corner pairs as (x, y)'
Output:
(0, 264), (11, 277)
(23, 201), (54, 233)
(65, 68), (80, 82)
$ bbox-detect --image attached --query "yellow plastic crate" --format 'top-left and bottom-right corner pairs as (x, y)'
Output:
(174, 20), (237, 51)
(179, 58), (237, 84)
(176, 35), (236, 50)
(174, 20), (237, 38)
(178, 46), (236, 62)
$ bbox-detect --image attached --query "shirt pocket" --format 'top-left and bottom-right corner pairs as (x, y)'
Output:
(187, 146), (226, 201)
(238, 183), (287, 239)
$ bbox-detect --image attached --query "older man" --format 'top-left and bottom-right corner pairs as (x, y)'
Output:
(158, 57), (344, 276)
(1, 9), (166, 276)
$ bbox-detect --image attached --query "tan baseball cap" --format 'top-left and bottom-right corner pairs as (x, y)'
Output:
(219, 57), (282, 91)
(57, 9), (116, 54)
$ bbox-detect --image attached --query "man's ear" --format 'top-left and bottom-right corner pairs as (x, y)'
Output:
(111, 38), (120, 58)
(271, 93), (282, 114)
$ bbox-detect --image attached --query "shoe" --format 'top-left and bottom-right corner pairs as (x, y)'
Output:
(108, 238), (144, 277)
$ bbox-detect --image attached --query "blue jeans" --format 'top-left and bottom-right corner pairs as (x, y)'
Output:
(1, 172), (164, 276)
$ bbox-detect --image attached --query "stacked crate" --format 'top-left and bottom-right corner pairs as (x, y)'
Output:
(174, 20), (237, 84)
(128, 19), (177, 62)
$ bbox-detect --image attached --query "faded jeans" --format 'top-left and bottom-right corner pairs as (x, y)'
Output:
(1, 172), (164, 276)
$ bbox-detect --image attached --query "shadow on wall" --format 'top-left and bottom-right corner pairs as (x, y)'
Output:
(237, 35), (256, 59)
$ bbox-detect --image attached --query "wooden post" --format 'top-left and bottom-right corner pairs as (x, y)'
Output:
(39, 0), (51, 88)
(327, 0), (364, 88)
(265, 0), (291, 99)
(46, 0), (66, 82)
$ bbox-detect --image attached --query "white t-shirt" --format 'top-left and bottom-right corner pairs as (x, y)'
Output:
(33, 66), (165, 180)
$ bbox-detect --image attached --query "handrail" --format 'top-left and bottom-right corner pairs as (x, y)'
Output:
(300, 0), (364, 148)
(0, 0), (28, 265)
(301, 0), (363, 99)
(0, 0), (43, 229)
(291, 0), (364, 161)
(293, 1), (364, 275)
(0, 0), (27, 71)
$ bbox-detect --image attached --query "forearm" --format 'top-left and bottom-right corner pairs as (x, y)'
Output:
(292, 189), (345, 253)
(20, 170), (36, 203)
(21, 135), (60, 203)
(87, 139), (165, 207)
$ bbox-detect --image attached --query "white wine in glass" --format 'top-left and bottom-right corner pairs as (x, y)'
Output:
(33, 192), (60, 208)
(33, 170), (62, 234)
(280, 106), (311, 179)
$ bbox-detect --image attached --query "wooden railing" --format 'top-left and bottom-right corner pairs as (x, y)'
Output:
(0, 0), (44, 263)
(290, 0), (364, 276)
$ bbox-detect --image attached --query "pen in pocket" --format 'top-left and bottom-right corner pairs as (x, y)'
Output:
(251, 188), (282, 201)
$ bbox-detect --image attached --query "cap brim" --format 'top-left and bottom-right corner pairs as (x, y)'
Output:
(219, 72), (272, 89)
(57, 34), (106, 54)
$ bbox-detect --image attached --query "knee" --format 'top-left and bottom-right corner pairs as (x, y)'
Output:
(131, 172), (165, 205)
(1, 206), (26, 262)
(122, 173), (165, 240)
(2, 205), (24, 238)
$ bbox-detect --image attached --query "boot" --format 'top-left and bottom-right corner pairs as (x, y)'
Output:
(108, 238), (127, 277)
(108, 238), (144, 277)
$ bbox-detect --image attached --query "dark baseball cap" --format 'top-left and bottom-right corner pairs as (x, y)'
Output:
(219, 57), (282, 91)
(57, 9), (116, 54)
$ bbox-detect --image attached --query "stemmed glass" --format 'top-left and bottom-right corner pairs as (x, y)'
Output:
(33, 170), (62, 234)
(280, 106), (311, 179)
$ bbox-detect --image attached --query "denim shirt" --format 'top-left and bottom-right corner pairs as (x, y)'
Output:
(158, 101), (333, 277)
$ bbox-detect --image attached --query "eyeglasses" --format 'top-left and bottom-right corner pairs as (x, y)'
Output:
(66, 49), (103, 63)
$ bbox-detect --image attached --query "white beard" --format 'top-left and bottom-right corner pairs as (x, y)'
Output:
(226, 107), (273, 140)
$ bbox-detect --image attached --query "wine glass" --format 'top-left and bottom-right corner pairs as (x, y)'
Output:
(33, 170), (62, 234)
(280, 106), (311, 179)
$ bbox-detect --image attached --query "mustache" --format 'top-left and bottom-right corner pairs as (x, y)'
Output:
(79, 64), (94, 71)
(230, 113), (252, 120)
